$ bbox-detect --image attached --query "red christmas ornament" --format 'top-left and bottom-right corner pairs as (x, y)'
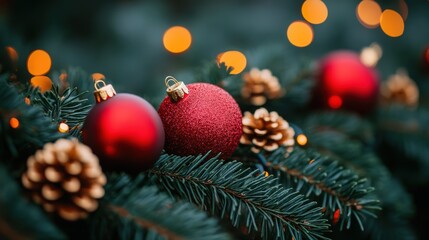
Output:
(158, 76), (242, 159)
(313, 51), (379, 114)
(82, 80), (164, 173)
(422, 46), (429, 73)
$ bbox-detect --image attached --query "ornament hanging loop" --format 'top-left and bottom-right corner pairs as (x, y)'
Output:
(165, 76), (189, 102)
(93, 79), (116, 103)
(94, 80), (107, 91)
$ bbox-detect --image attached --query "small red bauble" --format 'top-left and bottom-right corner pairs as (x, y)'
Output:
(313, 51), (379, 114)
(422, 46), (429, 73)
(82, 81), (164, 173)
(158, 77), (242, 159)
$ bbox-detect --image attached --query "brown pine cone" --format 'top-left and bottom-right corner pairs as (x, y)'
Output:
(380, 70), (419, 107)
(240, 108), (295, 154)
(241, 68), (283, 106)
(22, 138), (106, 221)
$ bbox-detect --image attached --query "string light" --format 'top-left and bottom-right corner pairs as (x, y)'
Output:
(217, 50), (247, 75)
(287, 21), (314, 48)
(92, 73), (105, 81)
(24, 97), (31, 105)
(360, 43), (382, 67)
(59, 72), (68, 82)
(328, 95), (343, 109)
(296, 134), (308, 146)
(356, 0), (382, 28)
(301, 0), (328, 24)
(30, 76), (52, 93)
(399, 0), (408, 21)
(163, 26), (192, 54)
(333, 209), (341, 225)
(9, 117), (20, 129)
(380, 9), (404, 37)
(58, 123), (70, 133)
(27, 49), (52, 76)
(5, 46), (18, 64)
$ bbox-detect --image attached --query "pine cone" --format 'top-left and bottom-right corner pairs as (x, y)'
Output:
(241, 108), (295, 153)
(22, 138), (106, 221)
(241, 68), (283, 106)
(380, 70), (419, 107)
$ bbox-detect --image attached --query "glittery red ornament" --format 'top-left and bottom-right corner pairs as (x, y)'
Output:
(158, 77), (242, 159)
(82, 80), (164, 173)
(313, 51), (379, 114)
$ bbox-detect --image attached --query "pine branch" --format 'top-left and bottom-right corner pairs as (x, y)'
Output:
(0, 76), (61, 161)
(301, 111), (415, 238)
(264, 148), (381, 231)
(303, 111), (374, 144)
(92, 174), (229, 240)
(149, 153), (330, 240)
(50, 67), (96, 104)
(27, 84), (92, 137)
(376, 106), (429, 183)
(0, 164), (65, 240)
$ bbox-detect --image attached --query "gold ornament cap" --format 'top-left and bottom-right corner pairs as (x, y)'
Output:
(165, 76), (189, 102)
(94, 80), (116, 103)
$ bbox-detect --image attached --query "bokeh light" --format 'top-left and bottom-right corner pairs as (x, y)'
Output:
(333, 209), (341, 225)
(217, 50), (247, 75)
(9, 117), (19, 129)
(58, 123), (70, 133)
(92, 73), (105, 81)
(360, 43), (382, 67)
(5, 46), (18, 64)
(399, 0), (408, 21)
(163, 26), (192, 54)
(380, 9), (404, 37)
(296, 134), (308, 146)
(301, 0), (328, 24)
(27, 49), (52, 76)
(24, 97), (31, 105)
(31, 76), (52, 93)
(287, 21), (314, 47)
(425, 47), (429, 67)
(328, 95), (343, 109)
(356, 0), (382, 28)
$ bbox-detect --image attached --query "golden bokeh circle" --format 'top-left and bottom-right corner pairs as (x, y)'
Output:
(356, 0), (382, 28)
(27, 50), (52, 76)
(217, 51), (247, 75)
(380, 9), (404, 37)
(302, 0), (328, 24)
(163, 26), (192, 54)
(287, 21), (314, 47)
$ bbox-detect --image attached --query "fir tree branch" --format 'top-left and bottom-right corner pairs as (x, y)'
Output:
(376, 106), (429, 183)
(0, 164), (65, 240)
(50, 67), (96, 104)
(303, 111), (374, 144)
(301, 111), (416, 238)
(93, 174), (229, 240)
(264, 148), (381, 231)
(0, 76), (61, 161)
(27, 84), (92, 137)
(149, 153), (330, 240)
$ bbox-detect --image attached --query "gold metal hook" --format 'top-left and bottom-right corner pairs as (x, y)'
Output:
(164, 76), (189, 102)
(94, 80), (107, 91)
(93, 80), (116, 103)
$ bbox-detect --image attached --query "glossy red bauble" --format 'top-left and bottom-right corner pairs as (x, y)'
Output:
(313, 51), (379, 114)
(422, 46), (429, 74)
(158, 83), (242, 159)
(82, 94), (164, 173)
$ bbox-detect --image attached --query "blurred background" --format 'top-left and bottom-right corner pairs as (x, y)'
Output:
(1, 0), (428, 101)
(1, 0), (429, 239)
